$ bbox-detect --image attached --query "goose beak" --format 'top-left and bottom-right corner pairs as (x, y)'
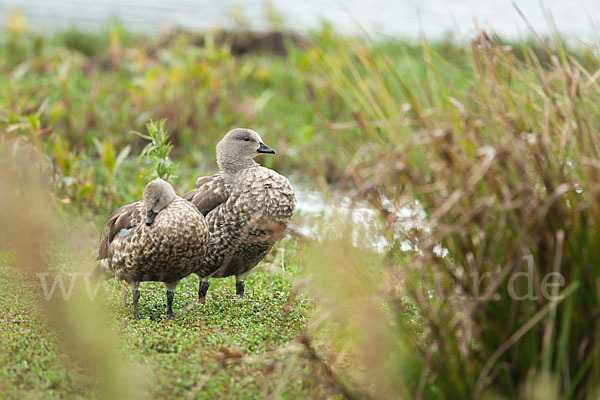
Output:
(257, 142), (275, 154)
(146, 209), (157, 226)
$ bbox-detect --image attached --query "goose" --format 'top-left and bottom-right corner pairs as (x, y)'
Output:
(183, 128), (296, 302)
(95, 178), (209, 319)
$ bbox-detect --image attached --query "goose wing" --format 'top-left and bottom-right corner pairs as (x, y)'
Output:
(96, 201), (143, 260)
(182, 173), (230, 216)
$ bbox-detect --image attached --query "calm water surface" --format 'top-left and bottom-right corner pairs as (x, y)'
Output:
(1, 0), (599, 41)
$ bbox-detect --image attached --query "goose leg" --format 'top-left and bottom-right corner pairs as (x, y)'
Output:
(165, 281), (179, 320)
(235, 279), (245, 298)
(235, 271), (251, 298)
(131, 282), (140, 320)
(198, 279), (210, 303)
(166, 290), (175, 320)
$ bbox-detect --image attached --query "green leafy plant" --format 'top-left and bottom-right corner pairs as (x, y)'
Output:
(133, 119), (178, 181)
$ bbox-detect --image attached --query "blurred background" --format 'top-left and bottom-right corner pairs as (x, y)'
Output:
(1, 0), (600, 40)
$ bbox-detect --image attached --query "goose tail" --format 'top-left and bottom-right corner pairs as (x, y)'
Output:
(92, 259), (114, 282)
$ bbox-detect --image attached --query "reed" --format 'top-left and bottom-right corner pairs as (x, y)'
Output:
(313, 30), (600, 399)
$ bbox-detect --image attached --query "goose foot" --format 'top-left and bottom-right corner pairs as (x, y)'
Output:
(166, 290), (174, 320)
(198, 280), (210, 303)
(132, 289), (141, 320)
(235, 280), (245, 298)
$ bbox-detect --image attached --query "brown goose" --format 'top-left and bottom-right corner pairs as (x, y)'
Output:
(183, 128), (296, 301)
(96, 178), (209, 319)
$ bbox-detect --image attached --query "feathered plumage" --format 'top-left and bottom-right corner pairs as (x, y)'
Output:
(183, 128), (296, 300)
(96, 178), (209, 319)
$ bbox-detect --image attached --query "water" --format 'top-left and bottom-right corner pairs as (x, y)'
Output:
(293, 184), (388, 251)
(1, 0), (599, 41)
(292, 182), (427, 252)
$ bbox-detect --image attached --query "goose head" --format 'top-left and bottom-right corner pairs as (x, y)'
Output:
(216, 128), (275, 174)
(142, 178), (176, 226)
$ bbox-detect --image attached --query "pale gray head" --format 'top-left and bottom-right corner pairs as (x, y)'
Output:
(142, 178), (177, 226)
(216, 128), (275, 173)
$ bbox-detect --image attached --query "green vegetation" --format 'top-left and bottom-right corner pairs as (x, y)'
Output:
(0, 249), (325, 399)
(311, 30), (600, 399)
(1, 10), (600, 400)
(134, 119), (178, 180)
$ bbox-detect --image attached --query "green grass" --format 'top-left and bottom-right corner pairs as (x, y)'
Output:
(0, 242), (333, 399)
(0, 268), (89, 398)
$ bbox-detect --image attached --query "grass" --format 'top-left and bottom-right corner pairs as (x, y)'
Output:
(0, 261), (89, 398)
(310, 27), (600, 399)
(0, 240), (332, 399)
(7, 12), (580, 211)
